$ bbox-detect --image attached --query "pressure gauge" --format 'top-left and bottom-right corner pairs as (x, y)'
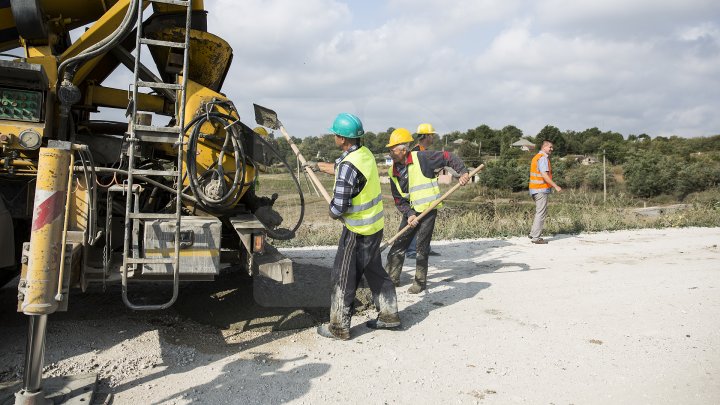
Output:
(18, 129), (42, 150)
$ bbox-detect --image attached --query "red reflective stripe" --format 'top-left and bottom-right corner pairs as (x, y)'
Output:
(31, 191), (64, 231)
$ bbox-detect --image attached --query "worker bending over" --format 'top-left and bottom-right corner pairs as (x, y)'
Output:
(385, 128), (470, 294)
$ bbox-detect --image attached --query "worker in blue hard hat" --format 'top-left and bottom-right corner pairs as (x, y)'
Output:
(316, 113), (401, 340)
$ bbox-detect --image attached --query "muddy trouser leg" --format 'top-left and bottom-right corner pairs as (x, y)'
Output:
(329, 227), (359, 336)
(385, 216), (417, 286)
(530, 192), (548, 240)
(360, 230), (400, 323)
(413, 209), (438, 289)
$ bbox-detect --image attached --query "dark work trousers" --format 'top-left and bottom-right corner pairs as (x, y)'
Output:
(386, 209), (438, 287)
(329, 227), (399, 335)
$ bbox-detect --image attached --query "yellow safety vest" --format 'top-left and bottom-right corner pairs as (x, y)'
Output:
(389, 151), (443, 212)
(529, 152), (552, 190)
(337, 146), (384, 235)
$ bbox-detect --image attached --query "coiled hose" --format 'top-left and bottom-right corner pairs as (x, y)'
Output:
(183, 109), (304, 240)
(184, 111), (248, 212)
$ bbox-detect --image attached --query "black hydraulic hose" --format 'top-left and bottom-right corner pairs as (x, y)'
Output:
(182, 105), (305, 240)
(56, 0), (138, 85)
(75, 149), (97, 245)
(184, 112), (247, 211)
(81, 148), (101, 245)
(250, 133), (305, 240)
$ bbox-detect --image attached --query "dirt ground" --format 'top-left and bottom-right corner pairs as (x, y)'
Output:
(1, 227), (719, 404)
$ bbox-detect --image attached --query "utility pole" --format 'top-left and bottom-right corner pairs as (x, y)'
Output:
(478, 141), (482, 166)
(603, 149), (607, 203)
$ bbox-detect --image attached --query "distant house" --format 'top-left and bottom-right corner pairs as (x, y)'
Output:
(581, 156), (598, 165)
(383, 155), (393, 166)
(510, 139), (536, 151)
(563, 155), (599, 165)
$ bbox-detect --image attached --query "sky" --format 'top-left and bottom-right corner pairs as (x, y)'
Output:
(196, 0), (720, 139)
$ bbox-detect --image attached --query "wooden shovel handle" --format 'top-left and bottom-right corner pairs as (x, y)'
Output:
(279, 125), (333, 204)
(380, 164), (484, 252)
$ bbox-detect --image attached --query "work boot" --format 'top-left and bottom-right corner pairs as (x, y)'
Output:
(408, 281), (426, 294)
(366, 319), (401, 329)
(385, 254), (404, 287)
(409, 263), (427, 294)
(366, 311), (401, 329)
(316, 324), (350, 340)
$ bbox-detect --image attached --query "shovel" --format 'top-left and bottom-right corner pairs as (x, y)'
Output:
(380, 164), (485, 252)
(253, 104), (333, 204)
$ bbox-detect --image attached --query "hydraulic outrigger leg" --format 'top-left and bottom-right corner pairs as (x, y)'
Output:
(14, 145), (97, 405)
(14, 146), (70, 404)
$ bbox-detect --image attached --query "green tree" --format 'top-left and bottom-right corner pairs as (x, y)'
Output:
(479, 159), (526, 192)
(562, 130), (582, 155)
(499, 125), (523, 154)
(676, 160), (720, 199)
(622, 151), (680, 197)
(536, 125), (566, 155)
(585, 164), (614, 190)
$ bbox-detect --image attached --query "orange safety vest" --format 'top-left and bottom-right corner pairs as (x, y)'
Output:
(529, 152), (552, 190)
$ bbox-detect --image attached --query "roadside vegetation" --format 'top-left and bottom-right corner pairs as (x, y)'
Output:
(258, 126), (720, 247)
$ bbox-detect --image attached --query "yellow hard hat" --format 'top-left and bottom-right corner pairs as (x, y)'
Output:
(386, 128), (414, 148)
(253, 126), (269, 136)
(416, 123), (436, 135)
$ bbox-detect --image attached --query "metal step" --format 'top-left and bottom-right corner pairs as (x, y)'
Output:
(149, 0), (191, 6)
(127, 213), (179, 220)
(134, 124), (182, 133)
(139, 38), (187, 48)
(137, 81), (183, 90)
(133, 125), (183, 143)
(130, 169), (179, 177)
(126, 257), (176, 265)
(136, 132), (182, 144)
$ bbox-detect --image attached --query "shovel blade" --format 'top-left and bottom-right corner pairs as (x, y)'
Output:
(253, 103), (281, 130)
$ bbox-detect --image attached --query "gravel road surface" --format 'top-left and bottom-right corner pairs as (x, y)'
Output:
(1, 227), (718, 404)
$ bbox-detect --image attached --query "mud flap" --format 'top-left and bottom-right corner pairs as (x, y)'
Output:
(254, 244), (293, 283)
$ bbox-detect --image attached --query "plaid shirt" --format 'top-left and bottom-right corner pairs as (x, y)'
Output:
(330, 145), (367, 217)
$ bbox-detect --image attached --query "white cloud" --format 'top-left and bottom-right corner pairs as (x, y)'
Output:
(184, 0), (720, 137)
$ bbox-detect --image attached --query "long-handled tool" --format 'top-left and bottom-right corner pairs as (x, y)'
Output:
(380, 164), (485, 252)
(253, 103), (333, 204)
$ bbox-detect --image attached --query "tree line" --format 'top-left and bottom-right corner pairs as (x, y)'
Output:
(265, 124), (720, 199)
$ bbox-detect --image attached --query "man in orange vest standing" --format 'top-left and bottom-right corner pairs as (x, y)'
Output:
(529, 139), (562, 244)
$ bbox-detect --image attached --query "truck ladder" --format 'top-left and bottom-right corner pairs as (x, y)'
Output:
(122, 0), (192, 310)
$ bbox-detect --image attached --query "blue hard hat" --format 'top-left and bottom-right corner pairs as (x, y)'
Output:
(329, 113), (364, 138)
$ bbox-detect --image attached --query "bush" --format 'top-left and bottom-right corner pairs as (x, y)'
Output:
(563, 165), (586, 189)
(585, 164), (614, 190)
(622, 152), (680, 197)
(676, 160), (720, 199)
(480, 161), (526, 192)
